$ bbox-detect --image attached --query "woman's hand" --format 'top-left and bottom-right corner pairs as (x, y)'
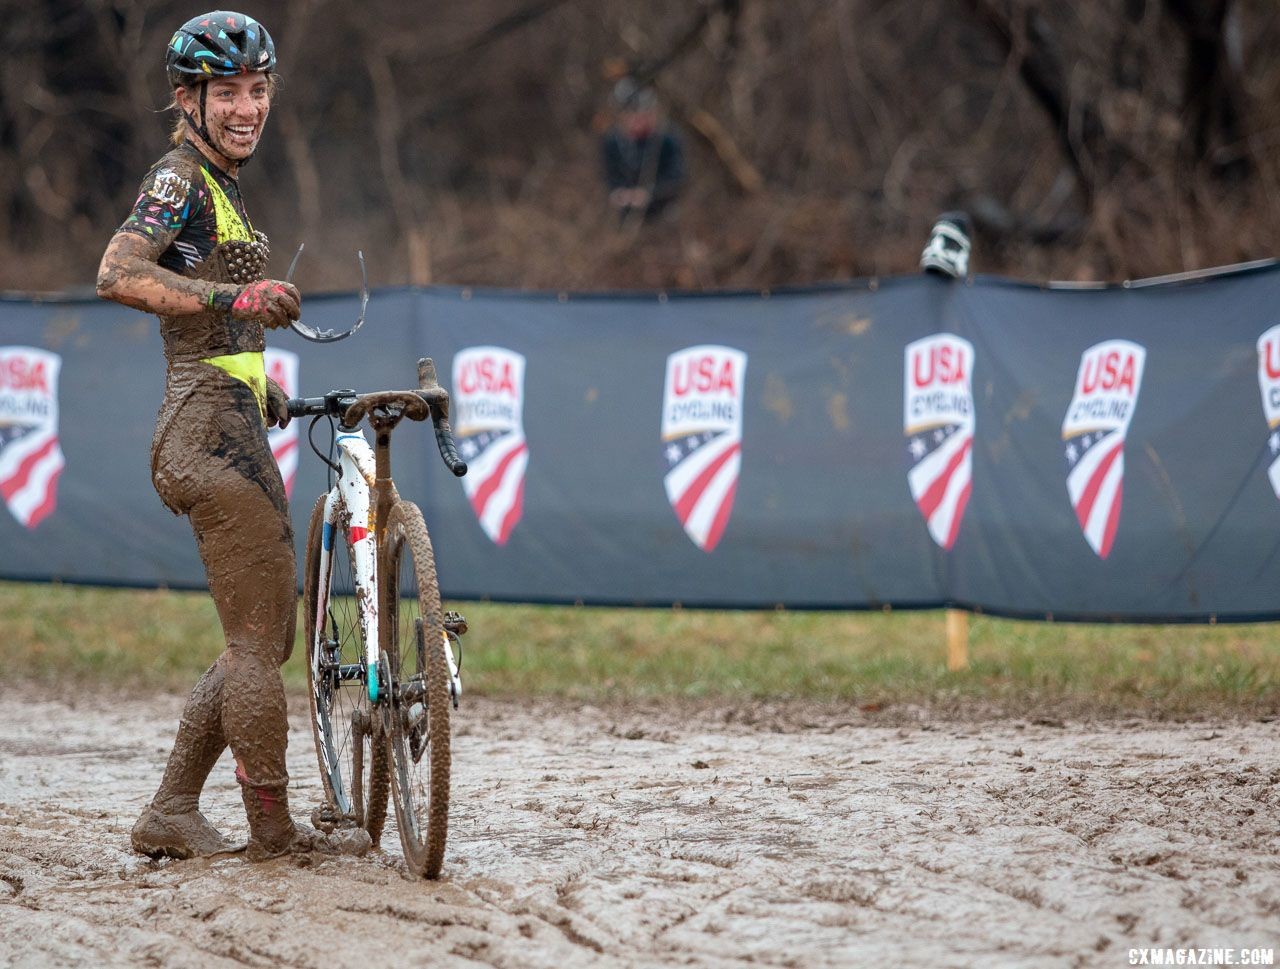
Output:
(230, 280), (301, 329)
(264, 377), (291, 429)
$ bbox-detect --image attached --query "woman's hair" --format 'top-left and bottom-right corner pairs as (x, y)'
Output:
(168, 74), (280, 147)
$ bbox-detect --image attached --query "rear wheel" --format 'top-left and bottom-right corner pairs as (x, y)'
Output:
(303, 496), (389, 845)
(382, 499), (451, 878)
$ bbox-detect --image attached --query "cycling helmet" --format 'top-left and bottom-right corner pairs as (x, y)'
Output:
(166, 11), (275, 89)
(920, 211), (973, 279)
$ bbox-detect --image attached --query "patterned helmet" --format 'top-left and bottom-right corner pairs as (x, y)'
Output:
(920, 212), (973, 280)
(166, 11), (275, 88)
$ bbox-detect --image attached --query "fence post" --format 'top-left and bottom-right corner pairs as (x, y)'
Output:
(946, 608), (970, 671)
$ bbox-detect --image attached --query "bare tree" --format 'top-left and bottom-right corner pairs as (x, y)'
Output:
(3, 0), (1280, 291)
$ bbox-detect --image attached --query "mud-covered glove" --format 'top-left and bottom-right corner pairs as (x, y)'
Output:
(227, 280), (301, 330)
(265, 377), (291, 430)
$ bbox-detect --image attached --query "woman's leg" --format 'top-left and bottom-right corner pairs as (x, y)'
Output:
(134, 391), (296, 857)
(136, 389), (366, 859)
(183, 423), (300, 855)
(130, 658), (234, 858)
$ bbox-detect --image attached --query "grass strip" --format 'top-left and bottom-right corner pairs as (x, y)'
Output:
(6, 581), (1277, 716)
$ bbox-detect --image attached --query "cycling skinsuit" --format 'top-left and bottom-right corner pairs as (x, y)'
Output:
(117, 141), (297, 846)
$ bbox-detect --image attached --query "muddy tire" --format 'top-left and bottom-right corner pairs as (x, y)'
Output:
(382, 499), (451, 879)
(303, 495), (390, 845)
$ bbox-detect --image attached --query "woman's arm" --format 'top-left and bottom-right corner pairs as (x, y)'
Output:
(96, 232), (235, 316)
(96, 232), (300, 326)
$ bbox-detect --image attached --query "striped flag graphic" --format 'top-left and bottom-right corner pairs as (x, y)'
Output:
(452, 347), (527, 546)
(661, 346), (747, 552)
(0, 347), (65, 531)
(904, 334), (975, 550)
(1256, 324), (1280, 501)
(1061, 340), (1146, 559)
(265, 348), (300, 498)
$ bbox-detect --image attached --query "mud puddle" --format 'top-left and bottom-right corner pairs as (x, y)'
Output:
(1, 692), (1277, 967)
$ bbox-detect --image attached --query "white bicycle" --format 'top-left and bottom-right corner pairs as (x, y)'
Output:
(287, 357), (467, 879)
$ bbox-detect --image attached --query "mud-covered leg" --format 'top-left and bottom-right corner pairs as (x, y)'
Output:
(190, 431), (368, 860)
(189, 457), (298, 855)
(131, 658), (237, 859)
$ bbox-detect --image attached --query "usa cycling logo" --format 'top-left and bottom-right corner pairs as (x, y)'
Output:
(0, 347), (65, 530)
(452, 346), (527, 546)
(1255, 325), (1280, 501)
(661, 345), (746, 552)
(1061, 340), (1146, 559)
(904, 334), (974, 550)
(265, 348), (299, 498)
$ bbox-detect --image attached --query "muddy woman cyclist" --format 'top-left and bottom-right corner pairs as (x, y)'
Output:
(97, 11), (366, 860)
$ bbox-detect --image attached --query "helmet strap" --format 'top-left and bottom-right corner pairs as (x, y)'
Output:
(181, 82), (213, 147)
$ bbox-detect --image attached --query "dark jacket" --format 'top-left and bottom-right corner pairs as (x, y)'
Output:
(601, 124), (685, 218)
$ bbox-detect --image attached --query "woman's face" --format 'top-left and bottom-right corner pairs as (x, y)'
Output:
(180, 73), (271, 163)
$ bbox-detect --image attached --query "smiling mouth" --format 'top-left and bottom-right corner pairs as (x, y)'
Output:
(224, 124), (258, 144)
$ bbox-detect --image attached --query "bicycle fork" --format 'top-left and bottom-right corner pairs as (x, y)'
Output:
(324, 429), (381, 703)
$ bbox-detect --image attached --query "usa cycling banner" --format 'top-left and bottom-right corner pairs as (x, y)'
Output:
(451, 346), (528, 546)
(1255, 324), (1280, 502)
(1060, 340), (1146, 559)
(661, 345), (746, 553)
(4, 262), (1280, 621)
(0, 346), (65, 531)
(265, 347), (300, 498)
(903, 334), (974, 551)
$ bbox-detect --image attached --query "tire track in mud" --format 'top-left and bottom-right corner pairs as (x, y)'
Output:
(1, 694), (1277, 968)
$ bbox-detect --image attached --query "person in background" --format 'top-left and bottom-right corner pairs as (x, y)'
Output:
(601, 77), (685, 222)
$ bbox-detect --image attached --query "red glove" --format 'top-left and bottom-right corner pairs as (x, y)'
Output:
(230, 280), (301, 329)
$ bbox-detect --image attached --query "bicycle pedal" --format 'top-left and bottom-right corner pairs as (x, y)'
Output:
(310, 805), (361, 833)
(443, 611), (468, 636)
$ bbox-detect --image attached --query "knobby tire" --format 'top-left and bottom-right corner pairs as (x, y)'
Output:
(383, 499), (452, 879)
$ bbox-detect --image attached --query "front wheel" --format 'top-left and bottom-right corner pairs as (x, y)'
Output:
(383, 499), (452, 878)
(303, 495), (390, 845)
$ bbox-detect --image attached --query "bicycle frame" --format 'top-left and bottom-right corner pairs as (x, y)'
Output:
(311, 427), (384, 703)
(311, 407), (463, 707)
(298, 361), (468, 708)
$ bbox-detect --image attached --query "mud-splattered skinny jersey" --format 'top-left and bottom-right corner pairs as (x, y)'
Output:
(116, 142), (254, 275)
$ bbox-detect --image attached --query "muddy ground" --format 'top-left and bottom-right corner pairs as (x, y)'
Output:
(0, 692), (1277, 969)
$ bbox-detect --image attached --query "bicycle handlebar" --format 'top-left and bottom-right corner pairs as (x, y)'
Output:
(417, 358), (468, 478)
(284, 357), (468, 477)
(285, 390), (358, 420)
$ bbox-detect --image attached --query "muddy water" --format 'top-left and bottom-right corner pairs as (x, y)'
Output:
(1, 693), (1277, 968)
